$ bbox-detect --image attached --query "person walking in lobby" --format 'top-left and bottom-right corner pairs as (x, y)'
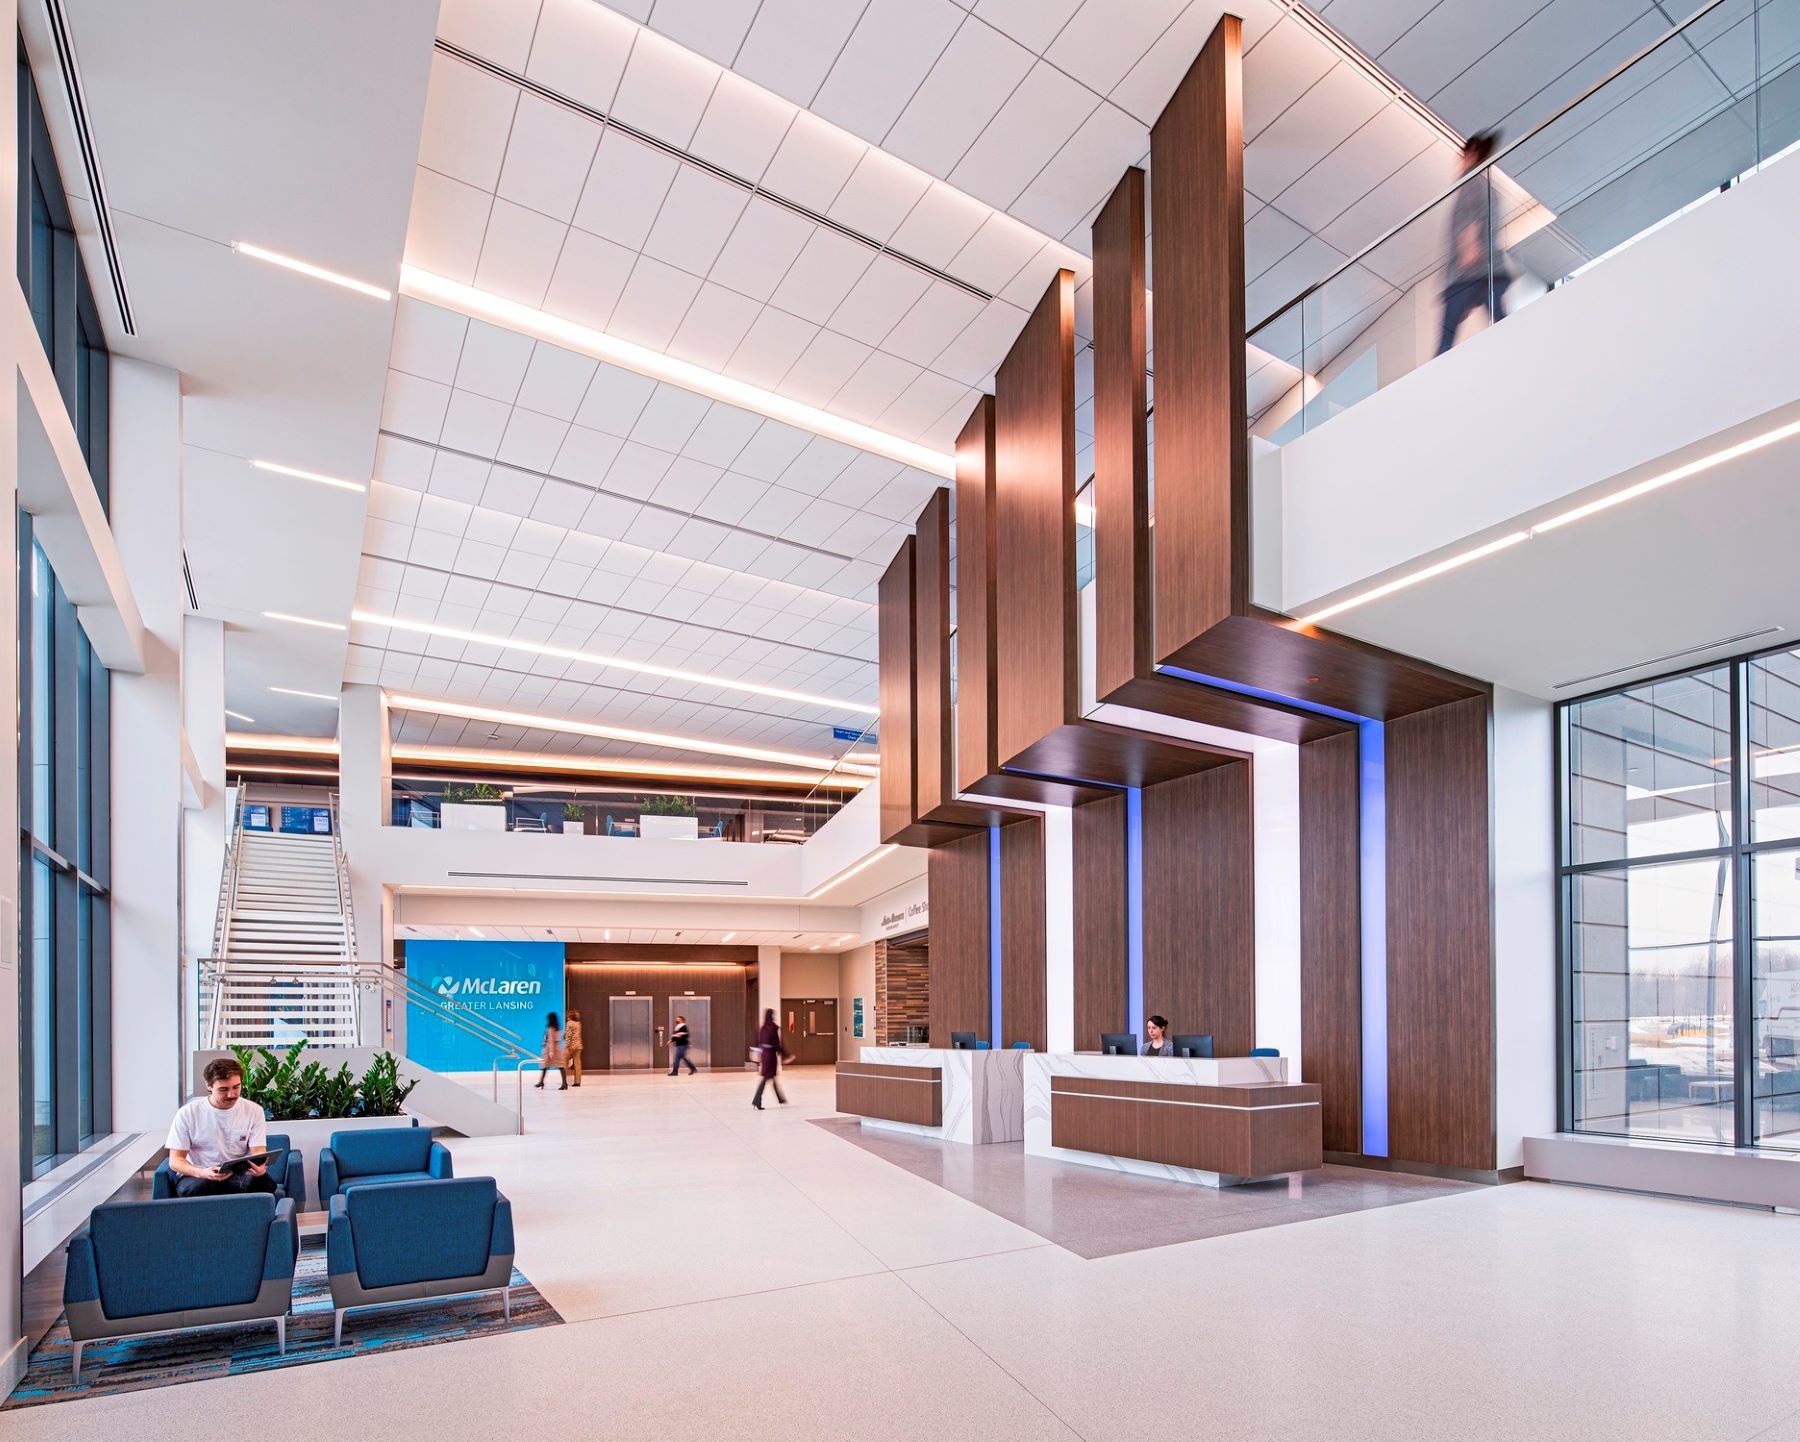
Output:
(751, 1007), (792, 1109)
(535, 1010), (568, 1091)
(564, 1009), (583, 1087)
(669, 1013), (697, 1076)
(165, 1056), (278, 1197)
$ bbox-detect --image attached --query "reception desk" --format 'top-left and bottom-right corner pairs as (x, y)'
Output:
(1024, 1053), (1322, 1187)
(835, 1048), (1026, 1144)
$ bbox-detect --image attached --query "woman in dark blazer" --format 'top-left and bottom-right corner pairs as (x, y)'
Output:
(752, 1007), (791, 1109)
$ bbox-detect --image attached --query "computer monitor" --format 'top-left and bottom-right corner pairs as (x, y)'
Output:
(950, 1031), (978, 1050)
(1172, 1034), (1214, 1059)
(1100, 1032), (1137, 1056)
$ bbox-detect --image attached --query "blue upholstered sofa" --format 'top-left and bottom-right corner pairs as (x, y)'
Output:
(327, 1177), (514, 1343)
(318, 1126), (452, 1206)
(63, 1193), (297, 1381)
(151, 1132), (305, 1206)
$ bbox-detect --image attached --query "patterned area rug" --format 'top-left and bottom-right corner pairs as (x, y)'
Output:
(5, 1238), (562, 1408)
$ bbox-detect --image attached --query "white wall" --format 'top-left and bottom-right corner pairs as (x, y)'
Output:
(1493, 687), (1558, 1170)
(109, 357), (185, 1133)
(1276, 153), (1800, 612)
(838, 943), (877, 1054)
(181, 615), (226, 1060)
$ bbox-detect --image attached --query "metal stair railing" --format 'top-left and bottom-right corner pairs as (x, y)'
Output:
(327, 790), (356, 960)
(210, 784), (251, 962)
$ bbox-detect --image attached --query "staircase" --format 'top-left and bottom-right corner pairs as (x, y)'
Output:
(206, 792), (362, 1048)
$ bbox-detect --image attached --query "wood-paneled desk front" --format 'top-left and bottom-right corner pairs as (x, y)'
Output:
(835, 1048), (1026, 1144)
(1024, 1053), (1322, 1186)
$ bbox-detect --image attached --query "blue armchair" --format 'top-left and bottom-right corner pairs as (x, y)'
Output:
(318, 1126), (452, 1207)
(64, 1194), (296, 1382)
(152, 1132), (305, 1206)
(327, 1177), (514, 1343)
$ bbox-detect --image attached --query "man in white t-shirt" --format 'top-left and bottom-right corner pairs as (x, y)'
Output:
(165, 1056), (276, 1198)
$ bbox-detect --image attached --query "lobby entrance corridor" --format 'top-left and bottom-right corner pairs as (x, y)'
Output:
(17, 1067), (1800, 1441)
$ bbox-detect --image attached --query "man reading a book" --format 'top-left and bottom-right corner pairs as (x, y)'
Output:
(165, 1056), (277, 1198)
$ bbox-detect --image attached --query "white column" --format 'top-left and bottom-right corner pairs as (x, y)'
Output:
(338, 683), (393, 1042)
(181, 615), (225, 1055)
(109, 357), (185, 1132)
(757, 945), (781, 1041)
(1043, 806), (1075, 1052)
(1493, 687), (1557, 1170)
(1252, 742), (1304, 1065)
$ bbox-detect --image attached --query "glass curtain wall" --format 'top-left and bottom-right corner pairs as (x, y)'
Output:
(1561, 645), (1800, 1152)
(16, 47), (113, 1176)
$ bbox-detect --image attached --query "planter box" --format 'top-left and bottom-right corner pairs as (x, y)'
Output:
(277, 1114), (423, 1210)
(558, 824), (588, 840)
(441, 802), (506, 832)
(640, 814), (699, 840)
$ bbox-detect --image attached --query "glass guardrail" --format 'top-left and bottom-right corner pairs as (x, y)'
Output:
(1246, 0), (1800, 444)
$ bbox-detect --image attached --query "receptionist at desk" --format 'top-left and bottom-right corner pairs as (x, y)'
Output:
(1142, 1015), (1174, 1057)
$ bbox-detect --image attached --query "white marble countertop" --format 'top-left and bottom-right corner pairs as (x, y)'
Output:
(1033, 1052), (1288, 1086)
(852, 1047), (1025, 1144)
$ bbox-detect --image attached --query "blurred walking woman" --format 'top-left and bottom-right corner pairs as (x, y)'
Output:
(535, 1010), (568, 1091)
(751, 1007), (791, 1110)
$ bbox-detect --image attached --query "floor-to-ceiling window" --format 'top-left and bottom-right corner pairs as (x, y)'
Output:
(1560, 646), (1800, 1152)
(17, 45), (112, 1177)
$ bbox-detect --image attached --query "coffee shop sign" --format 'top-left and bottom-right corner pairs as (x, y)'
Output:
(879, 900), (929, 933)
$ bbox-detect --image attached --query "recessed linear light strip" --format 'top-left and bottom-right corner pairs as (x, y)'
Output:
(353, 609), (878, 716)
(253, 459), (368, 493)
(1298, 417), (1800, 628)
(387, 693), (877, 774)
(263, 611), (347, 632)
(234, 241), (391, 301)
(434, 38), (997, 308)
(806, 844), (897, 898)
(401, 267), (954, 482)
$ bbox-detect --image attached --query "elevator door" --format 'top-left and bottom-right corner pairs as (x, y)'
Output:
(608, 996), (653, 1069)
(668, 997), (712, 1068)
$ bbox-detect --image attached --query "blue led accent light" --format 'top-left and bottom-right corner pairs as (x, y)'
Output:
(1154, 664), (1371, 725)
(1359, 721), (1388, 1157)
(989, 824), (1003, 1048)
(1126, 787), (1145, 1036)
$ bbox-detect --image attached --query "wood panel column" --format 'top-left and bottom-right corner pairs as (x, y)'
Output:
(928, 829), (989, 1046)
(999, 815), (1047, 1051)
(1074, 791), (1128, 1045)
(1141, 761), (1255, 1054)
(877, 538), (917, 845)
(1300, 730), (1362, 1154)
(1385, 694), (1494, 1172)
(954, 398), (999, 796)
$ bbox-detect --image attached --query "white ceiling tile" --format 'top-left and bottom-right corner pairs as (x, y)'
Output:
(689, 70), (796, 181)
(1049, 0), (1187, 93)
(437, 0), (542, 69)
(1311, 0), (1439, 58)
(381, 372), (452, 443)
(971, 0), (1084, 52)
(732, 420), (813, 481)
(779, 330), (874, 408)
(827, 149), (933, 245)
(549, 423), (625, 485)
(1316, 142), (1456, 261)
(723, 305), (817, 388)
(605, 440), (677, 498)
(811, 0), (963, 145)
(887, 181), (991, 270)
(631, 383), (713, 452)
(665, 516), (732, 561)
(707, 197), (814, 302)
(497, 409), (572, 472)
(642, 165), (751, 276)
(650, 455), (724, 511)
(877, 370), (971, 440)
(682, 403), (764, 467)
(498, 550), (552, 588)
(1242, 17), (1337, 143)
(454, 321), (537, 403)
(885, 18), (1034, 178)
(390, 297), (468, 386)
(880, 280), (985, 366)
(783, 496), (859, 549)
(367, 483), (420, 528)
(645, 0), (761, 65)
(1245, 62), (1388, 201)
(577, 491), (644, 541)
(1243, 204), (1310, 282)
(472, 197), (566, 306)
(692, 471), (768, 525)
(1117, 1), (1288, 123)
(575, 364), (659, 435)
(428, 451), (492, 505)
(532, 477), (597, 528)
(1274, 103), (1433, 235)
(462, 505), (521, 547)
(516, 343), (599, 421)
(513, 517), (569, 558)
(759, 111), (866, 212)
(526, 0), (638, 112)
(404, 167), (493, 285)
(542, 226), (637, 331)
(667, 283), (762, 371)
(365, 518), (413, 563)
(826, 254), (933, 345)
(1010, 102), (1149, 240)
(930, 296), (1027, 384)
(768, 228), (874, 324)
(572, 131), (680, 251)
(606, 257), (703, 350)
(408, 528), (463, 570)
(733, 0), (866, 107)
(417, 492), (474, 537)
(624, 508), (684, 551)
(611, 27), (718, 148)
(418, 51), (517, 191)
(480, 466), (545, 519)
(828, 351), (920, 424)
(374, 434), (436, 491)
(740, 485), (812, 534)
(949, 61), (1097, 210)
(948, 213), (1048, 292)
(1244, 234), (1346, 330)
(439, 388), (511, 457)
(496, 99), (598, 227)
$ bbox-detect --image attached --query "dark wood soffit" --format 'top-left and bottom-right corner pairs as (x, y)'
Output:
(913, 487), (954, 817)
(877, 537), (917, 845)
(954, 396), (997, 795)
(1002, 719), (1247, 790)
(1092, 166), (1151, 702)
(567, 945), (755, 965)
(1102, 673), (1353, 743)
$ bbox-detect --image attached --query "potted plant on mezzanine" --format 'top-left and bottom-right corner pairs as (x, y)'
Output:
(638, 792), (699, 840)
(560, 802), (587, 840)
(440, 782), (507, 832)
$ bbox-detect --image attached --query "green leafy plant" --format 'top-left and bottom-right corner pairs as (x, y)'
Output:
(562, 802), (585, 820)
(640, 793), (697, 817)
(443, 782), (504, 804)
(229, 1039), (418, 1120)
